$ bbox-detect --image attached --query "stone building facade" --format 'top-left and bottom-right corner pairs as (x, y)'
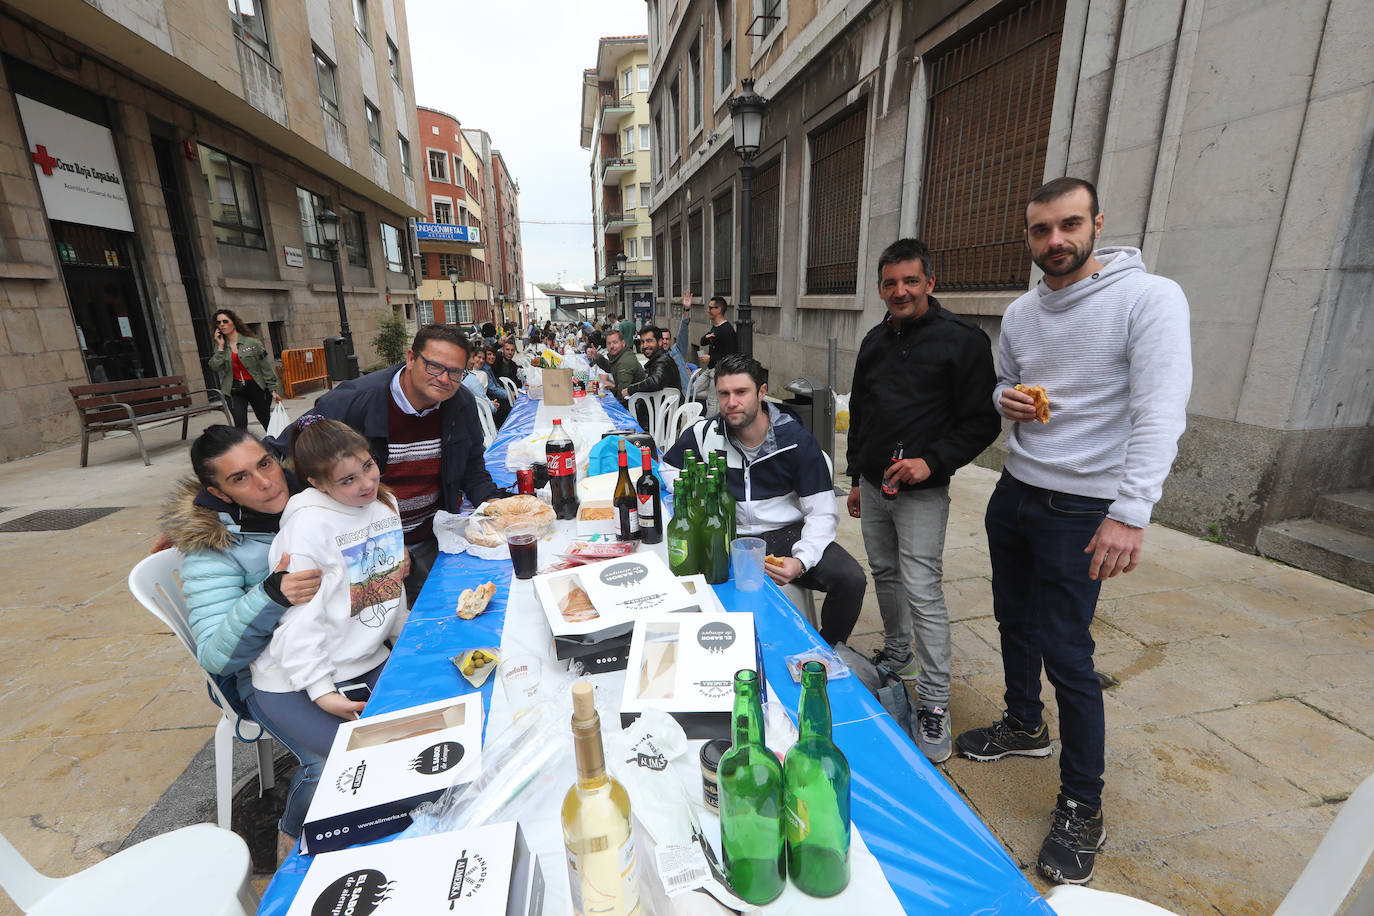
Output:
(644, 0), (1374, 549)
(0, 0), (424, 460)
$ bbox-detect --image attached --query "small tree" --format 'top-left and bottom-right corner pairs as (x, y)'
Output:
(373, 312), (409, 366)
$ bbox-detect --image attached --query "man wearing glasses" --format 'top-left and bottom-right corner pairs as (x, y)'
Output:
(273, 324), (503, 597)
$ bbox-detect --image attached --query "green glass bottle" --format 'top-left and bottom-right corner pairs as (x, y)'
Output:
(701, 472), (730, 585)
(783, 660), (851, 897)
(713, 455), (737, 542)
(667, 476), (698, 575)
(718, 669), (786, 905)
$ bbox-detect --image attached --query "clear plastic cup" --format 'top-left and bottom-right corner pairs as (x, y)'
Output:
(731, 537), (766, 591)
(499, 654), (542, 712)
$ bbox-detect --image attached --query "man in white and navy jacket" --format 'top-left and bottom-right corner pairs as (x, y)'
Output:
(660, 354), (866, 645)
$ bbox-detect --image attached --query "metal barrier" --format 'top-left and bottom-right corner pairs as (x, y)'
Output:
(279, 347), (330, 398)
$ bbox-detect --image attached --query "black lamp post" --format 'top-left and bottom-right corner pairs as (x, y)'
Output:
(319, 208), (359, 379)
(729, 78), (768, 359)
(615, 250), (628, 323)
(448, 269), (460, 326)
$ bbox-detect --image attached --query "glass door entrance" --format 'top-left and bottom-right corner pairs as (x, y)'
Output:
(53, 222), (160, 383)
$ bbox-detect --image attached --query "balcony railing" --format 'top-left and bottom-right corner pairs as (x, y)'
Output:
(600, 156), (636, 184)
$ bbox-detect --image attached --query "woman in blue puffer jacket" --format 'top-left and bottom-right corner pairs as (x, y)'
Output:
(159, 426), (322, 850)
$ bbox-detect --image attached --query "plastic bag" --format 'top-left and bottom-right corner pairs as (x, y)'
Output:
(834, 392), (851, 432)
(266, 402), (291, 438)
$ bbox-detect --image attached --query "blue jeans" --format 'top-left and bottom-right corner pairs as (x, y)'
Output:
(985, 471), (1108, 810)
(245, 662), (386, 837)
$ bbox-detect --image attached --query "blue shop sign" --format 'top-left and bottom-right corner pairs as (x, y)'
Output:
(415, 223), (480, 244)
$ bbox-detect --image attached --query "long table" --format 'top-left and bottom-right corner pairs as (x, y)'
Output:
(257, 392), (1051, 915)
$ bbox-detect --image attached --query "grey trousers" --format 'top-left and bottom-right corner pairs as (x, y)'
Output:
(859, 479), (952, 707)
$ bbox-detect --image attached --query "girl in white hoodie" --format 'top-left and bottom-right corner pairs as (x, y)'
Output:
(244, 417), (409, 842)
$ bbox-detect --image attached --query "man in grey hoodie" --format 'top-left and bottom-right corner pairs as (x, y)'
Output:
(955, 178), (1192, 886)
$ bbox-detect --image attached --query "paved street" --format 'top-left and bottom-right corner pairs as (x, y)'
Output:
(1, 404), (1371, 915)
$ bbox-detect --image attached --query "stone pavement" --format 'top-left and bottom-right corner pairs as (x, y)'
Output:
(1, 404), (1371, 915)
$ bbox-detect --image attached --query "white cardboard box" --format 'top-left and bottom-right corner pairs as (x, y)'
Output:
(301, 693), (484, 855)
(287, 821), (543, 916)
(534, 553), (701, 648)
(620, 612), (758, 738)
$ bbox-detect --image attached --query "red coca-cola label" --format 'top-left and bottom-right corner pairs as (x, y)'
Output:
(547, 451), (576, 476)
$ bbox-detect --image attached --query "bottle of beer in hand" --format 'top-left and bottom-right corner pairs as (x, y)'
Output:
(636, 447), (662, 544)
(613, 440), (639, 541)
(783, 661), (851, 897)
(547, 418), (580, 520)
(881, 442), (904, 501)
(718, 669), (786, 905)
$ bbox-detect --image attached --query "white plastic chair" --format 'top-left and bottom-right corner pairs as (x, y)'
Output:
(498, 376), (519, 404)
(1274, 769), (1374, 915)
(1044, 886), (1180, 915)
(0, 823), (255, 915)
(473, 395), (497, 448)
(670, 401), (704, 441)
(627, 389), (681, 450)
(127, 550), (275, 830)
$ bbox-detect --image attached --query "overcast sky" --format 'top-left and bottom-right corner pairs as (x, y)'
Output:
(405, 0), (649, 290)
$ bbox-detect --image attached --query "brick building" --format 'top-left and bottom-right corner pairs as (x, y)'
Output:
(414, 106), (491, 326)
(0, 0), (426, 459)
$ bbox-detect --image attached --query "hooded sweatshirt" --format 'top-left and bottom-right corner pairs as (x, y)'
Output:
(995, 247), (1192, 527)
(250, 488), (408, 699)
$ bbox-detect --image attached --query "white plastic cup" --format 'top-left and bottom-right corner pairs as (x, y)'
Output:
(731, 537), (766, 592)
(499, 654), (542, 712)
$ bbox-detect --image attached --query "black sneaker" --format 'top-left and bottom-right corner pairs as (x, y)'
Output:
(871, 646), (920, 681)
(955, 713), (1052, 761)
(1037, 794), (1106, 884)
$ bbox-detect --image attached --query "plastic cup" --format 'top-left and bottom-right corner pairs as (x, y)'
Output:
(731, 537), (766, 592)
(506, 522), (538, 580)
(499, 654), (542, 712)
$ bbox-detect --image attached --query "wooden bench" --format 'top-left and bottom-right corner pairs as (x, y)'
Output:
(279, 347), (331, 399)
(69, 376), (233, 467)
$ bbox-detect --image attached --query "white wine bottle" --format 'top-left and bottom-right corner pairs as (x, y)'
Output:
(562, 682), (642, 915)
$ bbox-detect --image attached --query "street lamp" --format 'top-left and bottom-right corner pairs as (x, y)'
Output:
(319, 208), (359, 379)
(615, 250), (628, 327)
(730, 78), (768, 359)
(448, 269), (460, 326)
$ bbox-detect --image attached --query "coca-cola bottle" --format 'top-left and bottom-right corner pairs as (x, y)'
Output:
(882, 442), (903, 501)
(547, 418), (580, 520)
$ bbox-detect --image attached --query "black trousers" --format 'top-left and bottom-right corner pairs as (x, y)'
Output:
(758, 522), (867, 645)
(228, 378), (271, 430)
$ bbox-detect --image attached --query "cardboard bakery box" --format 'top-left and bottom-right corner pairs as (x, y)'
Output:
(620, 612), (758, 738)
(554, 630), (633, 674)
(677, 574), (726, 614)
(575, 499), (617, 536)
(301, 694), (484, 855)
(287, 820), (543, 916)
(542, 367), (575, 405)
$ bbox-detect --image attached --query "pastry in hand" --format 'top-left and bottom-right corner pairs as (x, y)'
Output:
(764, 554), (786, 568)
(1014, 384), (1051, 423)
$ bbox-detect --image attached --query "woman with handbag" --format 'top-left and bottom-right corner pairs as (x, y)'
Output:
(209, 309), (283, 430)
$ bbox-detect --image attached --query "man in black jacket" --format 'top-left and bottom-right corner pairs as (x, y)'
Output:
(846, 237), (1001, 764)
(273, 324), (503, 598)
(624, 326), (683, 431)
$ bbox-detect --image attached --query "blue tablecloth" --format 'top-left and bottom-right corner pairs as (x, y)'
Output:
(256, 392), (1050, 915)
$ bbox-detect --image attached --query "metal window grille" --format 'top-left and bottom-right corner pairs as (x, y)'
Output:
(806, 102), (868, 294)
(670, 223), (683, 296)
(688, 210), (703, 294)
(712, 195), (732, 298)
(921, 0), (1066, 289)
(750, 159), (779, 295)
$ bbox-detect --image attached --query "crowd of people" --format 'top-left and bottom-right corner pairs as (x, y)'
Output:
(158, 177), (1190, 888)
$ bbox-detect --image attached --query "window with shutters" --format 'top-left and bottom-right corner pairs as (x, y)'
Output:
(806, 102), (867, 294)
(749, 158), (780, 295)
(712, 194), (732, 298)
(655, 232), (666, 295)
(670, 222), (684, 297)
(921, 0), (1066, 289)
(688, 209), (703, 293)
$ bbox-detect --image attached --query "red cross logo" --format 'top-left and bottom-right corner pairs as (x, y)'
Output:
(31, 144), (58, 176)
